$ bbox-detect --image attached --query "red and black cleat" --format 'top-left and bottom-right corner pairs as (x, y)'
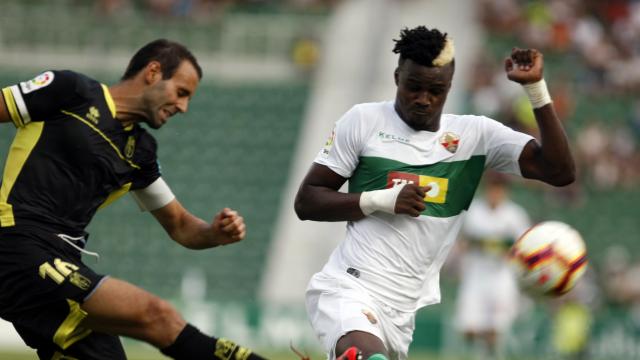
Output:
(337, 346), (363, 360)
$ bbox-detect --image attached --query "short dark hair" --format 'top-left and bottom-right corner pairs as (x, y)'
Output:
(121, 39), (203, 80)
(392, 26), (449, 67)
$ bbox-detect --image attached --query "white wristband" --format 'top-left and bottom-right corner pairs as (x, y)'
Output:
(523, 79), (552, 109)
(359, 184), (406, 216)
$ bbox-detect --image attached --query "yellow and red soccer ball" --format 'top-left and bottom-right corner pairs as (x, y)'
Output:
(509, 221), (588, 296)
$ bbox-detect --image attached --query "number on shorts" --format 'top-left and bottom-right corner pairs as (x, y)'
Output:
(39, 258), (79, 284)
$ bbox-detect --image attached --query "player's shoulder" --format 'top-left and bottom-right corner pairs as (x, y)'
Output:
(443, 113), (493, 125)
(342, 100), (393, 125)
(45, 69), (95, 85)
(27, 70), (100, 98)
(442, 113), (505, 134)
(502, 198), (529, 215)
(350, 100), (394, 118)
(58, 70), (101, 95)
(350, 100), (391, 112)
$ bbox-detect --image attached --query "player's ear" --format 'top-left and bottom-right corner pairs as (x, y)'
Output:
(394, 68), (399, 86)
(144, 61), (163, 84)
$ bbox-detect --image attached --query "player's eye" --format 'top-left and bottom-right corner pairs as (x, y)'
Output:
(429, 88), (445, 96)
(177, 89), (189, 98)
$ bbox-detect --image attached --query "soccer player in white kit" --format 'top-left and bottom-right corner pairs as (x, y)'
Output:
(294, 26), (575, 360)
(453, 173), (531, 359)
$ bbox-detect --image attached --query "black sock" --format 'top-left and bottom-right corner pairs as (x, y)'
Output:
(161, 323), (267, 360)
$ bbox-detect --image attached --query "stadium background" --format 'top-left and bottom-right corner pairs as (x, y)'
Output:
(0, 0), (638, 359)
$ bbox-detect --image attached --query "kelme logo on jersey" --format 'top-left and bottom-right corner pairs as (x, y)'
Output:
(387, 171), (449, 203)
(440, 131), (460, 153)
(19, 71), (55, 94)
(86, 106), (100, 124)
(378, 130), (410, 144)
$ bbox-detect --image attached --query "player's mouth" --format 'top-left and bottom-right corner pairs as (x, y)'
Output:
(160, 109), (174, 122)
(412, 109), (432, 118)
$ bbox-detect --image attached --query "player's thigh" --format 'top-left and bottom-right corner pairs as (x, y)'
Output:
(81, 277), (186, 346)
(305, 272), (387, 359)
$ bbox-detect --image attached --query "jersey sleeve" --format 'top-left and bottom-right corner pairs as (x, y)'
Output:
(314, 105), (369, 178)
(480, 116), (534, 176)
(130, 133), (162, 190)
(1, 70), (85, 128)
(130, 177), (175, 212)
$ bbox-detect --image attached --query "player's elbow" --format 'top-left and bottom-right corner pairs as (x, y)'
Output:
(294, 192), (312, 220)
(546, 167), (576, 187)
(558, 171), (576, 186)
(549, 175), (575, 187)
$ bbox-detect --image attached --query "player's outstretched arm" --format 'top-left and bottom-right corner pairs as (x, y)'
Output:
(151, 199), (246, 249)
(294, 163), (429, 221)
(505, 48), (576, 186)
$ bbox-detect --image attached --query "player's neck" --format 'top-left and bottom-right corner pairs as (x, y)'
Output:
(108, 83), (148, 127)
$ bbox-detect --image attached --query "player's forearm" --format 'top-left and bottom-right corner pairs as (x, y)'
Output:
(294, 185), (365, 222)
(168, 213), (220, 249)
(532, 104), (576, 185)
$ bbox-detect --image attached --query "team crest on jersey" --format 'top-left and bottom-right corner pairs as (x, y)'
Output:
(440, 132), (460, 153)
(125, 136), (136, 159)
(19, 71), (55, 94)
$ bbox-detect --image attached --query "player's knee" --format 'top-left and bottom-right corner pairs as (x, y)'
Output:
(139, 297), (185, 347)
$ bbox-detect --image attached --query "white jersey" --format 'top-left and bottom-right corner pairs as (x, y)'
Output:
(462, 197), (531, 273)
(454, 197), (531, 332)
(314, 101), (534, 312)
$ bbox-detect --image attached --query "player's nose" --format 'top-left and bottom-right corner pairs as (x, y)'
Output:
(415, 91), (431, 107)
(176, 99), (189, 113)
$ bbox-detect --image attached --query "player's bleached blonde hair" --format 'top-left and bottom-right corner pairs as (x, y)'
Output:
(432, 37), (454, 66)
(392, 26), (454, 67)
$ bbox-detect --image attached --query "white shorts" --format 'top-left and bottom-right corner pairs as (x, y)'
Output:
(305, 271), (415, 360)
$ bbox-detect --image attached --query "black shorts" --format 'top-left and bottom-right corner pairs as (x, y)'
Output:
(0, 227), (126, 359)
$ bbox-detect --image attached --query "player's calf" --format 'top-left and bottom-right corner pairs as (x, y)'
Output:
(161, 323), (267, 360)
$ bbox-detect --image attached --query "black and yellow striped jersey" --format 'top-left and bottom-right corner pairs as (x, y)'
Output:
(0, 70), (160, 235)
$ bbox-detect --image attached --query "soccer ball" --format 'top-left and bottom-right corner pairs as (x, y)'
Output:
(509, 221), (588, 296)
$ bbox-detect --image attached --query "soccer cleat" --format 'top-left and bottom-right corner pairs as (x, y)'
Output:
(337, 346), (363, 360)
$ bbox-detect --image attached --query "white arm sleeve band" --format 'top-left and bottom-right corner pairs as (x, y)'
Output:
(359, 183), (406, 216)
(523, 79), (552, 109)
(130, 177), (176, 212)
